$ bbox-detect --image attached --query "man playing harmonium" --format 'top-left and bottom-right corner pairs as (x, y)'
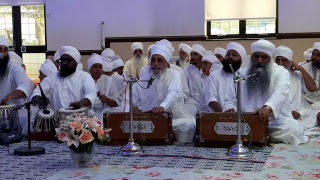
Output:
(132, 43), (196, 146)
(30, 46), (96, 111)
(223, 39), (308, 145)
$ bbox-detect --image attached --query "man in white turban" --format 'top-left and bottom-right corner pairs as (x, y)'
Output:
(177, 43), (191, 70)
(274, 45), (319, 130)
(223, 40), (308, 145)
(101, 48), (115, 58)
(110, 55), (124, 76)
(30, 46), (96, 111)
(132, 44), (196, 145)
(147, 44), (155, 60)
(184, 44), (206, 110)
(102, 55), (126, 112)
(53, 50), (60, 69)
(299, 48), (313, 66)
(87, 54), (118, 121)
(124, 42), (148, 79)
(203, 42), (246, 112)
(39, 59), (57, 82)
(214, 47), (227, 62)
(300, 42), (320, 109)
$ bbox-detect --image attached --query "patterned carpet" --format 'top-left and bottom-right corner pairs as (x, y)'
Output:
(0, 140), (272, 179)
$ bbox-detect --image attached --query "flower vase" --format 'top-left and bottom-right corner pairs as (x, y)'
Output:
(70, 143), (94, 167)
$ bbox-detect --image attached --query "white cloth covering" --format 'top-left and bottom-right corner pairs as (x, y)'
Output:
(30, 70), (96, 111)
(76, 63), (83, 70)
(133, 68), (196, 143)
(124, 55), (148, 79)
(203, 50), (223, 73)
(87, 54), (103, 70)
(101, 48), (115, 58)
(108, 72), (126, 112)
(179, 43), (191, 55)
(93, 75), (118, 121)
(184, 64), (203, 110)
(131, 42), (143, 53)
(313, 42), (320, 51)
(214, 47), (226, 57)
(0, 35), (9, 47)
(226, 42), (247, 61)
(251, 39), (276, 57)
(223, 63), (308, 145)
(8, 51), (22, 65)
(40, 59), (57, 76)
(151, 44), (172, 63)
(191, 44), (206, 57)
(301, 62), (320, 105)
(102, 57), (113, 72)
(274, 46), (293, 61)
(53, 51), (60, 61)
(289, 71), (319, 129)
(58, 46), (81, 64)
(110, 55), (124, 70)
(304, 48), (313, 61)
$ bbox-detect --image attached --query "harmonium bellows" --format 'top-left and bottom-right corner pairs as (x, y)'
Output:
(196, 112), (270, 147)
(103, 112), (173, 145)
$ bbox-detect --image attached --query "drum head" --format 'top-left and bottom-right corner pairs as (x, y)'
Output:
(38, 109), (54, 118)
(59, 107), (86, 113)
(0, 104), (16, 109)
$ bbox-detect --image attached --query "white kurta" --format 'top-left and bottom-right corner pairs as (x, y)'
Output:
(203, 69), (234, 112)
(110, 72), (126, 104)
(223, 63), (308, 145)
(133, 67), (196, 143)
(184, 64), (203, 110)
(30, 70), (96, 112)
(93, 75), (119, 121)
(289, 71), (319, 129)
(124, 57), (148, 79)
(0, 61), (34, 134)
(301, 62), (320, 106)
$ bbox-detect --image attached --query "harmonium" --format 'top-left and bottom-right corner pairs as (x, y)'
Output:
(196, 112), (269, 147)
(103, 112), (173, 145)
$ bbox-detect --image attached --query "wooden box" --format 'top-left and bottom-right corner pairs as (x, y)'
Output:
(103, 112), (173, 145)
(196, 112), (269, 147)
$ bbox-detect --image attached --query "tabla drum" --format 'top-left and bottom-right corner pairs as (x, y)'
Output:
(0, 104), (20, 132)
(57, 107), (87, 124)
(31, 109), (56, 141)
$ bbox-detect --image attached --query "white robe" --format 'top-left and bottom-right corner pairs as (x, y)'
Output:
(223, 63), (308, 145)
(300, 62), (320, 107)
(0, 61), (34, 134)
(124, 57), (148, 79)
(289, 71), (319, 129)
(184, 64), (203, 110)
(203, 69), (234, 112)
(133, 67), (196, 143)
(93, 75), (119, 121)
(30, 70), (97, 112)
(108, 72), (126, 112)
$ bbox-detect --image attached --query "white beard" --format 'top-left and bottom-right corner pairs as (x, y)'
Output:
(179, 57), (189, 69)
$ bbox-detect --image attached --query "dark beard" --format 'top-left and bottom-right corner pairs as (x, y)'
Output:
(59, 65), (76, 78)
(222, 60), (241, 73)
(0, 55), (9, 79)
(246, 62), (272, 96)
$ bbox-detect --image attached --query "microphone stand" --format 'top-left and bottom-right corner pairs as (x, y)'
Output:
(119, 76), (151, 155)
(226, 65), (252, 157)
(14, 101), (45, 156)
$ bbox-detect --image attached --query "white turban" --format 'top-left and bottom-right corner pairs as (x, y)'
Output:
(226, 42), (247, 61)
(214, 47), (227, 57)
(101, 48), (115, 58)
(191, 44), (206, 57)
(87, 54), (103, 70)
(179, 43), (191, 55)
(58, 46), (81, 64)
(77, 63), (83, 70)
(274, 45), (293, 61)
(147, 44), (155, 53)
(151, 44), (172, 63)
(102, 56), (113, 72)
(0, 35), (9, 47)
(131, 42), (143, 53)
(9, 51), (22, 65)
(251, 39), (275, 58)
(155, 39), (175, 55)
(304, 48), (313, 60)
(53, 51), (60, 61)
(203, 50), (223, 71)
(40, 59), (57, 76)
(313, 42), (320, 51)
(110, 55), (124, 70)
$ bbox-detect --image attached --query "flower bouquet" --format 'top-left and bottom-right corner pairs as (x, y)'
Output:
(55, 115), (111, 166)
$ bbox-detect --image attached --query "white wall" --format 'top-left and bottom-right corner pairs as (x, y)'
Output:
(46, 0), (205, 50)
(278, 0), (320, 33)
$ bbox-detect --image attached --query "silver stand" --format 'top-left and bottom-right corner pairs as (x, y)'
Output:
(227, 65), (252, 157)
(119, 76), (144, 155)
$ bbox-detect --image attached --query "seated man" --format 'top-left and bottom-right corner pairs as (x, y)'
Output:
(31, 46), (96, 111)
(203, 42), (246, 112)
(274, 45), (320, 129)
(213, 47), (226, 63)
(87, 54), (118, 121)
(132, 43), (196, 145)
(224, 39), (308, 145)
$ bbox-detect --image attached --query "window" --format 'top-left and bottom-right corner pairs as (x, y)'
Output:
(0, 6), (13, 46)
(206, 0), (277, 38)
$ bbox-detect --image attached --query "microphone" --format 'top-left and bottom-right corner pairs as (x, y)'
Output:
(252, 68), (262, 82)
(147, 76), (155, 88)
(38, 83), (50, 114)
